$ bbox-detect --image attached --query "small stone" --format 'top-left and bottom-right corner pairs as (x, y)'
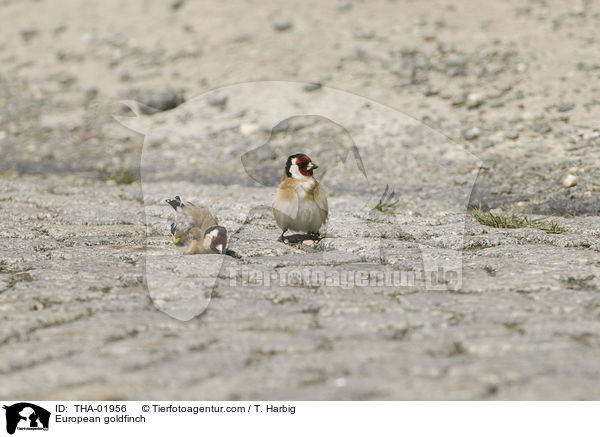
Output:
(146, 130), (169, 148)
(84, 88), (98, 102)
(55, 73), (76, 87)
(444, 55), (468, 67)
(563, 174), (578, 188)
(333, 377), (347, 387)
(447, 67), (467, 77)
(81, 32), (95, 45)
(272, 18), (292, 32)
(7, 122), (18, 134)
(463, 127), (481, 140)
(170, 0), (184, 10)
(466, 92), (484, 109)
(515, 63), (527, 73)
(505, 131), (519, 140)
(534, 124), (552, 134)
(240, 123), (260, 136)
(558, 103), (574, 112)
(233, 33), (252, 43)
(303, 82), (322, 92)
(207, 95), (228, 109)
(138, 90), (184, 114)
(119, 71), (132, 82)
(176, 111), (192, 124)
(20, 28), (38, 42)
(302, 240), (315, 246)
(53, 24), (67, 35)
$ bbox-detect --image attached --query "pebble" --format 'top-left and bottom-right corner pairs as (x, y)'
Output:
(146, 130), (169, 148)
(55, 73), (76, 87)
(239, 123), (260, 136)
(138, 90), (184, 114)
(534, 124), (552, 134)
(463, 127), (481, 140)
(563, 174), (578, 188)
(84, 88), (98, 103)
(303, 83), (322, 92)
(170, 0), (184, 10)
(444, 55), (468, 67)
(81, 32), (96, 45)
(302, 240), (315, 246)
(557, 103), (574, 112)
(333, 377), (347, 387)
(53, 25), (67, 36)
(20, 28), (38, 42)
(207, 95), (228, 109)
(119, 71), (132, 82)
(465, 92), (484, 109)
(505, 131), (519, 140)
(272, 18), (292, 32)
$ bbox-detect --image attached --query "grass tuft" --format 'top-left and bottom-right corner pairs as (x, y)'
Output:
(102, 168), (139, 185)
(470, 207), (566, 234)
(373, 185), (399, 214)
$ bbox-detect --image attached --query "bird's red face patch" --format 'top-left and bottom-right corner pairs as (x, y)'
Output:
(295, 155), (315, 177)
(285, 153), (319, 178)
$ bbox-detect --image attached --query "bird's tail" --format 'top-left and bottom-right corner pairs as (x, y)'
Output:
(166, 195), (184, 210)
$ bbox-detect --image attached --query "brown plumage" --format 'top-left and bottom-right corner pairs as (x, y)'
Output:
(167, 196), (228, 254)
(273, 154), (328, 242)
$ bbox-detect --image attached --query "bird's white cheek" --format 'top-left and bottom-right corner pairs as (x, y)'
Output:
(289, 164), (306, 180)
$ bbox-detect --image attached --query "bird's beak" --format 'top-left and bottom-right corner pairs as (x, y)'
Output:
(308, 162), (318, 170)
(216, 244), (224, 254)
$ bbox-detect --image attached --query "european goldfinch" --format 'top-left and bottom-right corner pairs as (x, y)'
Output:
(166, 196), (228, 254)
(272, 153), (328, 242)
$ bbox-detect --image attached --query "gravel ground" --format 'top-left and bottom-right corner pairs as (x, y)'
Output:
(1, 0), (599, 400)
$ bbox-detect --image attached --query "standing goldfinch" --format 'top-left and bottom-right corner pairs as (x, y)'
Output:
(273, 153), (328, 242)
(166, 196), (228, 254)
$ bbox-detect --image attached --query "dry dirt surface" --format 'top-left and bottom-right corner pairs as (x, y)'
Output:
(1, 0), (599, 400)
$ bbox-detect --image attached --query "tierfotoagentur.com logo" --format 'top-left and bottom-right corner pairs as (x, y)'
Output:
(228, 267), (459, 290)
(3, 403), (50, 435)
(116, 81), (481, 321)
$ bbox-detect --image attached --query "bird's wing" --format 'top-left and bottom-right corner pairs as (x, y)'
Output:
(188, 205), (218, 237)
(273, 180), (299, 226)
(313, 181), (329, 222)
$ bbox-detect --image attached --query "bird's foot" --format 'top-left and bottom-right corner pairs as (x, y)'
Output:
(308, 232), (324, 241)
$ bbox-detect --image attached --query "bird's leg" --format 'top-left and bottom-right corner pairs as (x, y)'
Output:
(278, 230), (287, 242)
(308, 232), (321, 241)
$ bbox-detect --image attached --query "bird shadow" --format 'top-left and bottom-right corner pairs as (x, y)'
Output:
(282, 233), (325, 244)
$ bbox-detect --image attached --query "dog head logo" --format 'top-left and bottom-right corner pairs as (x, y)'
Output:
(116, 81), (481, 321)
(3, 403), (50, 434)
